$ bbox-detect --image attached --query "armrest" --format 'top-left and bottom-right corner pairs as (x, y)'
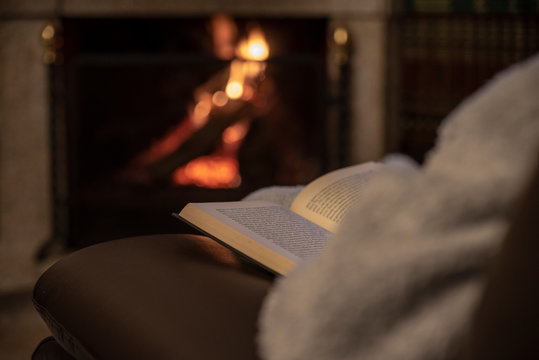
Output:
(33, 234), (273, 360)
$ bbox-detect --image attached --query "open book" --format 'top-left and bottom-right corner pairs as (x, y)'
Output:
(176, 162), (382, 275)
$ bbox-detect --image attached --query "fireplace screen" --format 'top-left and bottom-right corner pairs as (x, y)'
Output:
(48, 16), (348, 247)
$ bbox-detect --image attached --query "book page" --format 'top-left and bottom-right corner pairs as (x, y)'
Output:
(179, 201), (331, 275)
(290, 162), (382, 232)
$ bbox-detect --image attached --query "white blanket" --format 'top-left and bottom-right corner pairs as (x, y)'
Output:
(254, 53), (539, 360)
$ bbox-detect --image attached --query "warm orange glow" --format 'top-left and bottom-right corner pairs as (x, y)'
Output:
(135, 18), (271, 189)
(242, 61), (266, 78)
(173, 156), (241, 188)
(210, 15), (237, 60)
(225, 81), (243, 99)
(225, 60), (245, 99)
(241, 85), (254, 101)
(224, 26), (268, 101)
(222, 122), (249, 144)
(212, 91), (229, 107)
(194, 99), (211, 118)
(237, 27), (269, 61)
(133, 119), (194, 166)
(191, 93), (212, 128)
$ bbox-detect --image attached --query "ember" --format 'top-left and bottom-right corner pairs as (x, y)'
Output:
(128, 16), (270, 188)
(173, 156), (241, 188)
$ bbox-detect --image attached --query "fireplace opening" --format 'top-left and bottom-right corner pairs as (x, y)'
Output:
(48, 16), (349, 248)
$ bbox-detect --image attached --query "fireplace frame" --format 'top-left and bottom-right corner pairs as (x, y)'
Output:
(0, 0), (394, 289)
(46, 14), (361, 248)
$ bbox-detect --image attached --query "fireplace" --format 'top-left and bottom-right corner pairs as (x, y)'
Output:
(47, 16), (350, 248)
(4, 0), (539, 290)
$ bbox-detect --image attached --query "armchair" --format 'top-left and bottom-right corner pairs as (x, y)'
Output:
(31, 158), (539, 359)
(32, 53), (539, 359)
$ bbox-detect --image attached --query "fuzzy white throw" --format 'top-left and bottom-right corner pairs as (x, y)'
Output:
(249, 53), (539, 360)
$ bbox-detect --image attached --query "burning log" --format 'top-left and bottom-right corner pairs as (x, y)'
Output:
(145, 99), (251, 182)
(119, 16), (270, 188)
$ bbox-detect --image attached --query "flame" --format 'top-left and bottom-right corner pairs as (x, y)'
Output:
(212, 91), (228, 107)
(225, 81), (243, 99)
(242, 61), (266, 78)
(222, 121), (249, 145)
(241, 85), (254, 101)
(237, 27), (269, 61)
(225, 60), (245, 99)
(132, 19), (270, 189)
(191, 92), (212, 128)
(224, 26), (268, 100)
(178, 25), (268, 188)
(132, 119), (194, 167)
(210, 15), (237, 60)
(173, 156), (241, 188)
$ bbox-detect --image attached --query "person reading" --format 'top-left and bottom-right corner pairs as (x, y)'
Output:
(32, 53), (539, 360)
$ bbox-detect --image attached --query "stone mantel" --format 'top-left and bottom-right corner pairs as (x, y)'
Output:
(1, 0), (399, 18)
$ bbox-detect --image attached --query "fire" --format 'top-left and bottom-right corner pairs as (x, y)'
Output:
(241, 84), (254, 101)
(242, 61), (266, 78)
(192, 92), (212, 127)
(179, 24), (269, 188)
(210, 15), (237, 60)
(132, 120), (194, 167)
(222, 121), (249, 145)
(212, 91), (228, 107)
(173, 156), (241, 188)
(237, 27), (269, 61)
(174, 121), (250, 188)
(226, 82), (243, 99)
(225, 60), (245, 99)
(225, 27), (269, 100)
(131, 17), (270, 189)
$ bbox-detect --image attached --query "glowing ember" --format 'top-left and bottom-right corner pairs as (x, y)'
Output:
(212, 91), (228, 107)
(178, 24), (269, 188)
(242, 61), (266, 78)
(210, 15), (237, 60)
(131, 17), (270, 189)
(133, 120), (194, 166)
(225, 60), (246, 99)
(237, 27), (269, 61)
(225, 81), (243, 99)
(193, 103), (211, 126)
(223, 122), (249, 145)
(241, 85), (254, 101)
(173, 156), (241, 188)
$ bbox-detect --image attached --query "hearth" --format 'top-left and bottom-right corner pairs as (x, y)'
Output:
(45, 16), (349, 248)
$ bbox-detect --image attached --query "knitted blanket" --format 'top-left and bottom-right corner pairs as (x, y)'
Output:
(251, 53), (539, 360)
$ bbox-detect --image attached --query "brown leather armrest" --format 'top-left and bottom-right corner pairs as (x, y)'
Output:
(33, 234), (273, 360)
